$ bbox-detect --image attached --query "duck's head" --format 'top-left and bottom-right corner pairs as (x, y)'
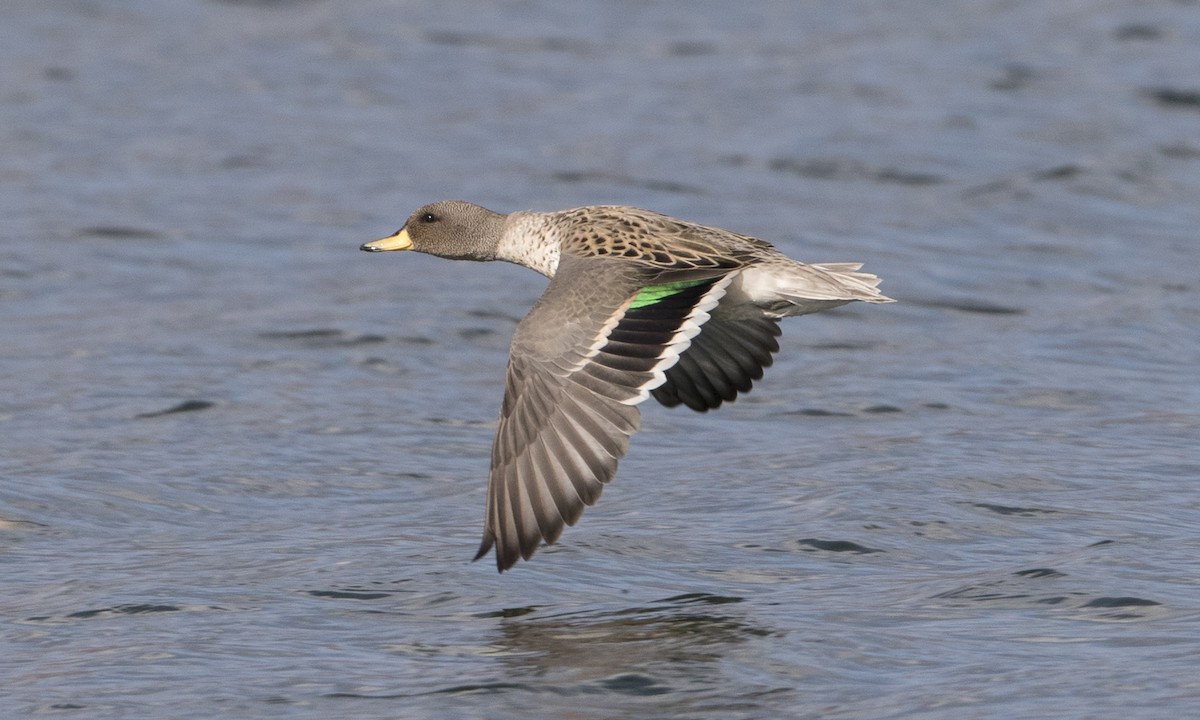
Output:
(361, 200), (506, 261)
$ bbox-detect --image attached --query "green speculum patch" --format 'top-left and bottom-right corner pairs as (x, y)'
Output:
(629, 279), (711, 309)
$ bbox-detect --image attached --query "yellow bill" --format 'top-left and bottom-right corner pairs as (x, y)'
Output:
(360, 228), (413, 252)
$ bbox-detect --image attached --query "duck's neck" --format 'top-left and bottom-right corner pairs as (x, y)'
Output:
(496, 211), (562, 278)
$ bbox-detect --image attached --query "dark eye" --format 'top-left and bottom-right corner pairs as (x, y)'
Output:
(421, 212), (438, 223)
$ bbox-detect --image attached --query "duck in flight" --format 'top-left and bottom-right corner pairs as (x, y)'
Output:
(362, 200), (893, 572)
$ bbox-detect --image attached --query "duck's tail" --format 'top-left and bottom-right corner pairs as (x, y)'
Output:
(808, 262), (895, 304)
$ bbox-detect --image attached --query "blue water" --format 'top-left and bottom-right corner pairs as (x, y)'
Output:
(3, 1), (1199, 718)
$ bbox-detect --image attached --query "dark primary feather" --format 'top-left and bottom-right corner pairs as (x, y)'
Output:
(651, 314), (782, 411)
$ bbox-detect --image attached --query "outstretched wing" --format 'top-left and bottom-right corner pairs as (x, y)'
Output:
(651, 311), (782, 412)
(476, 256), (734, 571)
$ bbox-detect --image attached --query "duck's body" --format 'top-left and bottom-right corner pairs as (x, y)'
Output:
(363, 200), (892, 571)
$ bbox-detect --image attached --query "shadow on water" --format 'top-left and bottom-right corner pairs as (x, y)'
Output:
(328, 593), (779, 707)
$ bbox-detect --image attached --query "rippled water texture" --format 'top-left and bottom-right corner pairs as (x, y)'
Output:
(3, 1), (1199, 718)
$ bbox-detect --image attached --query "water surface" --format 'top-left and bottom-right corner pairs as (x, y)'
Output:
(3, 1), (1199, 718)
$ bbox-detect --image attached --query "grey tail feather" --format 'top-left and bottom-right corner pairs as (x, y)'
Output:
(473, 531), (495, 564)
(810, 263), (894, 303)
